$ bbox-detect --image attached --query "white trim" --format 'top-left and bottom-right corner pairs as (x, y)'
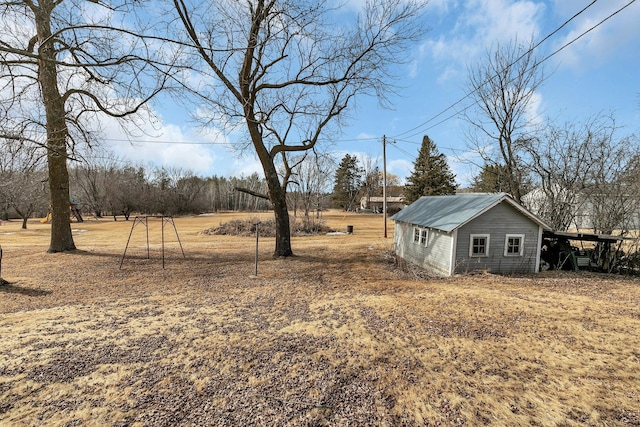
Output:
(469, 234), (490, 257)
(450, 229), (458, 276)
(535, 226), (542, 272)
(413, 226), (421, 244)
(504, 234), (525, 257)
(420, 228), (429, 247)
(413, 226), (429, 247)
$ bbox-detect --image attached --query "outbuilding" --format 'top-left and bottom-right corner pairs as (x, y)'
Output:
(391, 193), (551, 276)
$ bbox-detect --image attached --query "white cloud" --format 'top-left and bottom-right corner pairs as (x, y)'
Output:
(79, 1), (113, 24)
(231, 156), (264, 177)
(356, 132), (378, 141)
(461, 0), (543, 45)
(436, 64), (461, 85)
(426, 0), (459, 15)
(99, 111), (228, 177)
(525, 90), (545, 129)
(408, 59), (419, 78)
(388, 158), (412, 183)
(422, 0), (545, 71)
(550, 1), (640, 70)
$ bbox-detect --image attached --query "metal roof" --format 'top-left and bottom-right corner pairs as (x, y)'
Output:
(391, 193), (551, 232)
(543, 230), (626, 243)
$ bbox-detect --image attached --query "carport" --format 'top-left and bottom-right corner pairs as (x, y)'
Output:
(541, 230), (625, 272)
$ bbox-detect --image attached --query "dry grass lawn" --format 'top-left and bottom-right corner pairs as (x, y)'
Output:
(1, 211), (639, 426)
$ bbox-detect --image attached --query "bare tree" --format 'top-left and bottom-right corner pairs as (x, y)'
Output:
(0, 141), (48, 229)
(167, 0), (427, 256)
(70, 150), (125, 218)
(172, 174), (208, 215)
(106, 165), (149, 220)
(525, 114), (640, 234)
(287, 152), (333, 223)
(580, 123), (639, 235)
(204, 175), (271, 212)
(0, 0), (168, 252)
(362, 155), (382, 209)
(464, 39), (546, 203)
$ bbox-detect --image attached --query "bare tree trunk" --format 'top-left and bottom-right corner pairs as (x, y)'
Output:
(12, 207), (30, 230)
(35, 1), (75, 252)
(253, 130), (292, 257)
(270, 181), (292, 257)
(46, 142), (75, 252)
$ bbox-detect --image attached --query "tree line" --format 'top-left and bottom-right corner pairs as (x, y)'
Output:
(0, 149), (273, 227)
(2, 138), (454, 228)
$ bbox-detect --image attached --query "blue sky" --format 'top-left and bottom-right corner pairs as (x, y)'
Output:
(105, 0), (640, 187)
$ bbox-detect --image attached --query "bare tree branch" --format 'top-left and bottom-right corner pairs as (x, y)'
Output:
(235, 186), (270, 200)
(167, 0), (427, 256)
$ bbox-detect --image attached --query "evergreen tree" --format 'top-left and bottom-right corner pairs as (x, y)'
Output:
(472, 164), (510, 193)
(332, 154), (363, 211)
(404, 136), (457, 203)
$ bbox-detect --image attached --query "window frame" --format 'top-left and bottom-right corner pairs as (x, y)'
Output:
(420, 228), (429, 247)
(413, 226), (421, 244)
(469, 234), (490, 257)
(412, 226), (429, 247)
(504, 234), (525, 257)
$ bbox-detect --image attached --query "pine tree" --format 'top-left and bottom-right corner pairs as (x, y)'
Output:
(332, 154), (363, 211)
(404, 136), (457, 203)
(472, 164), (510, 193)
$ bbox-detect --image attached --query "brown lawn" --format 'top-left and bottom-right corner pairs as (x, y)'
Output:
(0, 211), (639, 426)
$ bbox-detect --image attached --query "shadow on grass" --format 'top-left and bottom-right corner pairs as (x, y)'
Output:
(0, 280), (52, 296)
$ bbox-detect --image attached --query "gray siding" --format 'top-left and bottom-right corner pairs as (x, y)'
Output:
(455, 202), (540, 274)
(394, 221), (453, 276)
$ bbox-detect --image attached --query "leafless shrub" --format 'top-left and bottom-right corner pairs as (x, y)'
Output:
(201, 218), (334, 237)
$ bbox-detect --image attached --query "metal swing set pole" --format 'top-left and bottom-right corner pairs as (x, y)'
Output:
(120, 216), (185, 269)
(119, 216), (149, 269)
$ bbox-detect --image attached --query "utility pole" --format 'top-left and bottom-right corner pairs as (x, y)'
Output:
(382, 136), (396, 238)
(383, 135), (388, 238)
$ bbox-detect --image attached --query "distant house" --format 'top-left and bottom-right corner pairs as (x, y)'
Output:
(391, 193), (551, 276)
(522, 186), (640, 232)
(359, 196), (406, 213)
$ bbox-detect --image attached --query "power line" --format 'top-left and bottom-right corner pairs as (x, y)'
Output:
(390, 0), (636, 140)
(123, 1), (632, 157)
(102, 138), (239, 145)
(387, 141), (418, 160)
(13, 3), (633, 160)
(391, 0), (600, 139)
(101, 134), (382, 146)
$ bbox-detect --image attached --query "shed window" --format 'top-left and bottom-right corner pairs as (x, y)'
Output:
(420, 228), (429, 246)
(470, 234), (489, 257)
(413, 227), (429, 247)
(504, 234), (525, 256)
